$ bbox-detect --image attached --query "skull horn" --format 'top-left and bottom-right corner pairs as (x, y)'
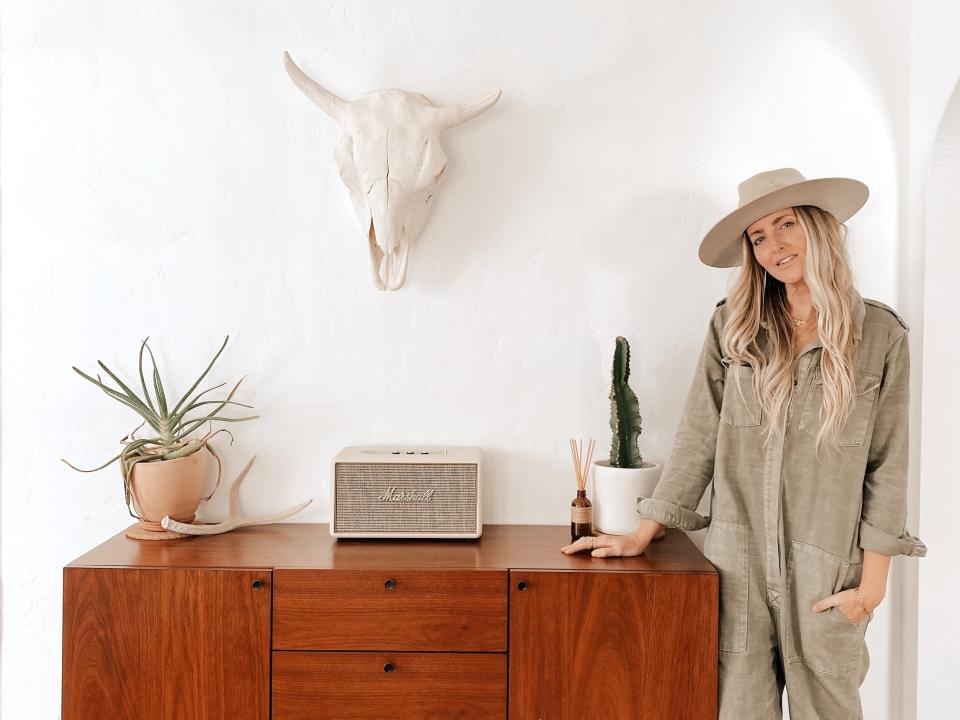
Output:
(283, 51), (348, 121)
(433, 89), (502, 128)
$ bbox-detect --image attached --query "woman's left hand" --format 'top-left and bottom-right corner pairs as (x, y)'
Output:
(812, 588), (876, 623)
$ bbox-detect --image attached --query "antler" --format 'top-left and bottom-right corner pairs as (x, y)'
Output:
(161, 455), (312, 535)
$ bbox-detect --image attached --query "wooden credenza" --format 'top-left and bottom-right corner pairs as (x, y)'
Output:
(62, 523), (718, 719)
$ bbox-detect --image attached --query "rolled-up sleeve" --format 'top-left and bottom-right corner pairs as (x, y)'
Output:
(858, 330), (927, 557)
(637, 308), (725, 531)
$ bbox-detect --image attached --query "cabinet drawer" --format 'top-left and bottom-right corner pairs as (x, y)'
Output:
(273, 651), (506, 720)
(273, 569), (507, 651)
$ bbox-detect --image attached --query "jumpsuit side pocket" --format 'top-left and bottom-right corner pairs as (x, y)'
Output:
(702, 519), (749, 653)
(785, 541), (866, 676)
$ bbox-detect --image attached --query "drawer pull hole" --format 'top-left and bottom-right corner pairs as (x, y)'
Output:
(517, 581), (528, 591)
(251, 579), (263, 590)
(384, 578), (396, 590)
(383, 662), (395, 673)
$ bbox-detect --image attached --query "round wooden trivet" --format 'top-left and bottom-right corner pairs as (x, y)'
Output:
(124, 523), (190, 541)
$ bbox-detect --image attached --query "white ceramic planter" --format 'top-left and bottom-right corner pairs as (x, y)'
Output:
(592, 459), (662, 535)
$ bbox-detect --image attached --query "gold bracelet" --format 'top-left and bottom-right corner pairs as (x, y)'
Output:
(855, 587), (874, 618)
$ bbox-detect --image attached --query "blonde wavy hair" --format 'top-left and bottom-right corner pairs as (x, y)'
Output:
(720, 205), (859, 454)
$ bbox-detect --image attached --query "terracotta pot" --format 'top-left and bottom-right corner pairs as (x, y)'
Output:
(129, 446), (209, 532)
(592, 459), (662, 535)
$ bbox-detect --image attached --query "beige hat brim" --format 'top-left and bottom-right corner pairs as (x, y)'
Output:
(698, 177), (869, 268)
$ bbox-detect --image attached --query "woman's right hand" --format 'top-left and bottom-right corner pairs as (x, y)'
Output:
(560, 532), (649, 557)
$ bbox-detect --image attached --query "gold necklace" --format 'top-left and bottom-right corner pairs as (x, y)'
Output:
(794, 319), (818, 351)
(791, 308), (817, 326)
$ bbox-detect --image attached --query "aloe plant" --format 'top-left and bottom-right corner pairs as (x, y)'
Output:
(61, 336), (258, 517)
(609, 336), (643, 468)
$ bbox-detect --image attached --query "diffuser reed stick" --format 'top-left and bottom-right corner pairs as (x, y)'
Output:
(568, 438), (595, 491)
(569, 438), (595, 539)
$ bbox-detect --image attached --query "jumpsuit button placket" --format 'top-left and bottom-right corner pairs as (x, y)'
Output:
(763, 354), (811, 611)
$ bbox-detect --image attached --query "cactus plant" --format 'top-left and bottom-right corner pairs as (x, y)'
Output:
(608, 336), (643, 468)
(61, 336), (258, 518)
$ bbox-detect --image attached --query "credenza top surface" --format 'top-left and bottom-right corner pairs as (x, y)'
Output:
(66, 523), (716, 574)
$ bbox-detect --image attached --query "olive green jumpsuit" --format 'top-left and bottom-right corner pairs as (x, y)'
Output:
(637, 289), (927, 720)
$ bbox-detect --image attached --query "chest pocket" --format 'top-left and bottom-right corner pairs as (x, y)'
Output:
(720, 364), (761, 428)
(799, 368), (880, 447)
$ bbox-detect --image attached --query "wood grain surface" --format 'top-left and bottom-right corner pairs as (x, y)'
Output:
(62, 567), (271, 720)
(508, 570), (718, 720)
(273, 651), (507, 720)
(64, 524), (719, 720)
(67, 523), (717, 574)
(274, 568), (507, 651)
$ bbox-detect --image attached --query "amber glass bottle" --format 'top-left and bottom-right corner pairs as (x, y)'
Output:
(570, 489), (593, 540)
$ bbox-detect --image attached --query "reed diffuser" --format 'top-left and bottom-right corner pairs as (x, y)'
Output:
(569, 438), (595, 540)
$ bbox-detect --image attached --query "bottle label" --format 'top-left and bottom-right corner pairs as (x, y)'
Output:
(571, 506), (593, 523)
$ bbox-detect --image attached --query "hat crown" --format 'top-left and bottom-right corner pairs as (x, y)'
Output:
(737, 168), (807, 208)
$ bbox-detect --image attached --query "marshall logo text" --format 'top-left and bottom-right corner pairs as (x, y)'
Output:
(378, 487), (436, 503)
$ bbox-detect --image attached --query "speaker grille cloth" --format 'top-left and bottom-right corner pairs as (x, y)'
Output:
(334, 463), (478, 534)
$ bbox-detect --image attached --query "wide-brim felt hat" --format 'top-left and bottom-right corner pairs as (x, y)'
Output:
(698, 167), (869, 268)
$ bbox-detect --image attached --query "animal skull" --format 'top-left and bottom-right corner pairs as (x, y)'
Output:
(284, 52), (501, 290)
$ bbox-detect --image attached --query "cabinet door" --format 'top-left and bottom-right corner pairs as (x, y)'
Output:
(509, 570), (717, 720)
(62, 567), (271, 720)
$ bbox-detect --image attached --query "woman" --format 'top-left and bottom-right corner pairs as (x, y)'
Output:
(561, 168), (926, 720)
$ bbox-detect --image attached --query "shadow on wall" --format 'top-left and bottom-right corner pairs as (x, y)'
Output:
(930, 79), (960, 178)
(822, 2), (908, 148)
(918, 71), (960, 720)
(912, 74), (960, 718)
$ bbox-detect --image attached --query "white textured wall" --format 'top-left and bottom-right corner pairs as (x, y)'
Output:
(917, 87), (960, 719)
(0, 1), (921, 717)
(913, 3), (960, 719)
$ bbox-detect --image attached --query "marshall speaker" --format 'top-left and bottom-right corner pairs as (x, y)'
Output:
(330, 446), (482, 539)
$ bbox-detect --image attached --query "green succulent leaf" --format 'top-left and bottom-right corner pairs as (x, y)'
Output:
(188, 415), (259, 423)
(157, 441), (206, 461)
(173, 376), (247, 437)
(141, 342), (168, 418)
(138, 338), (157, 414)
(122, 437), (163, 453)
(120, 421), (147, 443)
(96, 359), (149, 414)
(175, 414), (259, 441)
(184, 399), (255, 411)
(60, 452), (123, 473)
(174, 400), (255, 428)
(167, 381), (228, 427)
(71, 366), (161, 428)
(121, 451), (160, 515)
(171, 336), (230, 415)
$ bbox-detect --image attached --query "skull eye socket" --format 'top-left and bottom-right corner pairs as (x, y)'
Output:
(430, 161), (446, 184)
(334, 135), (363, 194)
(335, 127), (447, 195)
(415, 146), (447, 191)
